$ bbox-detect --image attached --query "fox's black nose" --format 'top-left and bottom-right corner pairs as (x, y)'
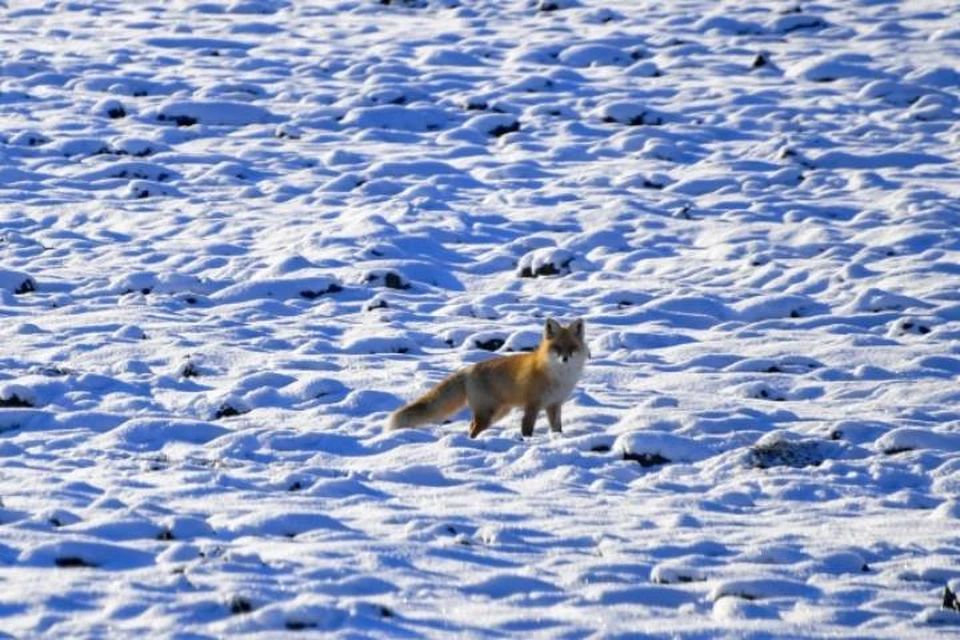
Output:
(561, 356), (568, 362)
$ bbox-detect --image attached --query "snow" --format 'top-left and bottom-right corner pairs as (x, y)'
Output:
(1, 0), (960, 637)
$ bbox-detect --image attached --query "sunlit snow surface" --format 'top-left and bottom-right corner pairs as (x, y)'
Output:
(1, 0), (959, 637)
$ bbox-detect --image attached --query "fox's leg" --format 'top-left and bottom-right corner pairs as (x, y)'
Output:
(546, 403), (562, 433)
(521, 404), (541, 438)
(469, 408), (493, 439)
(469, 404), (509, 438)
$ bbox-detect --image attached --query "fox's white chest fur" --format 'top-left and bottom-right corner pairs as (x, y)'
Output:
(542, 353), (585, 406)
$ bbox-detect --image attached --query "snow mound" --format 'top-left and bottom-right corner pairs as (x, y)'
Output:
(0, 269), (36, 294)
(517, 247), (578, 278)
(211, 276), (342, 304)
(876, 428), (960, 455)
(340, 105), (450, 132)
(97, 418), (230, 452)
(152, 100), (280, 126)
(596, 102), (668, 126)
(613, 431), (712, 466)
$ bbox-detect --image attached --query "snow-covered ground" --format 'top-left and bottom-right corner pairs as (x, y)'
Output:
(1, 0), (959, 636)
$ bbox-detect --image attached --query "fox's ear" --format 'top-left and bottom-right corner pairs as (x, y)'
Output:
(569, 318), (585, 339)
(545, 318), (562, 338)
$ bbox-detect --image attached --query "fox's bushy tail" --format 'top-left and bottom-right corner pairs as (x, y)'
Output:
(386, 371), (468, 430)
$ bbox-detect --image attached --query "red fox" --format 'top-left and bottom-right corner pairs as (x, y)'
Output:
(386, 319), (587, 438)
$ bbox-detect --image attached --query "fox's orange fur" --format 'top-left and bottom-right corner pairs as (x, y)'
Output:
(386, 319), (587, 438)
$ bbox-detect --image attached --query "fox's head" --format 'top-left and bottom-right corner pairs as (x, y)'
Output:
(543, 318), (588, 368)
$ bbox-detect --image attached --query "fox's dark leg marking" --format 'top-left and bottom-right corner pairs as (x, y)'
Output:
(546, 403), (562, 433)
(521, 404), (540, 438)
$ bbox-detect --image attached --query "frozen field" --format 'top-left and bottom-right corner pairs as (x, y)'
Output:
(1, 0), (959, 637)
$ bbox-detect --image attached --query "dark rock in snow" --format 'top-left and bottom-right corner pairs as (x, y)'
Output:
(520, 263), (559, 278)
(366, 297), (389, 311)
(157, 113), (198, 127)
(945, 585), (960, 612)
(299, 283), (343, 299)
(538, 0), (579, 11)
(286, 621), (317, 631)
(465, 113), (521, 137)
(0, 394), (33, 408)
(475, 338), (505, 351)
(596, 101), (668, 127)
(606, 112), (663, 126)
(229, 596), (254, 615)
(517, 248), (576, 278)
(214, 404), (247, 419)
(180, 360), (201, 378)
(888, 318), (933, 338)
(749, 438), (826, 469)
(623, 451), (671, 467)
(489, 121), (520, 137)
(380, 0), (429, 8)
(366, 271), (410, 290)
(15, 278), (36, 295)
(55, 556), (97, 568)
(882, 446), (914, 456)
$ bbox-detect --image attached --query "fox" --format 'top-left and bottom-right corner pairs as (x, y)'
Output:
(386, 318), (588, 438)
